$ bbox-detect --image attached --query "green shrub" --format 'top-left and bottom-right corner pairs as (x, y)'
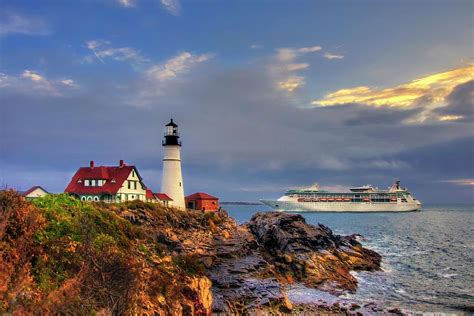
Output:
(93, 233), (117, 253)
(172, 254), (206, 275)
(30, 194), (141, 290)
(138, 243), (149, 255)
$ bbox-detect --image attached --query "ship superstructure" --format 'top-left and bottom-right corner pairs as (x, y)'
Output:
(260, 181), (421, 212)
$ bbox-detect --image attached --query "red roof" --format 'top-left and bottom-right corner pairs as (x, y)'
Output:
(185, 192), (218, 201)
(155, 193), (172, 201)
(64, 165), (140, 195)
(145, 189), (154, 199)
(20, 186), (48, 197)
(145, 189), (172, 201)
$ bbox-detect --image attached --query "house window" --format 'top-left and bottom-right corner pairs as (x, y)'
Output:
(128, 181), (131, 189)
(81, 196), (86, 201)
(85, 180), (90, 186)
(94, 196), (99, 201)
(91, 179), (96, 186)
(133, 181), (137, 189)
(87, 196), (93, 201)
(132, 170), (135, 177)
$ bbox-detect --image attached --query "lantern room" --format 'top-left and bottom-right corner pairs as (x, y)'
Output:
(163, 118), (181, 146)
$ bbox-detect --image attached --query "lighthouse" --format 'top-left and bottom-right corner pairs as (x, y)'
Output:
(161, 119), (186, 209)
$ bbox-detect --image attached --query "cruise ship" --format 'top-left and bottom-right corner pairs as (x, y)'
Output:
(260, 181), (421, 212)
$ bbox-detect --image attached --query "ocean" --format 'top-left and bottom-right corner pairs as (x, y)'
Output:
(224, 204), (474, 314)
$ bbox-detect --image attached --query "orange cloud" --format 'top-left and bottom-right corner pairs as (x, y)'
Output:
(311, 65), (474, 108)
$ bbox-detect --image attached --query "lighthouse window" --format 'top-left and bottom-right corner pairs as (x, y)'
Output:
(179, 182), (182, 187)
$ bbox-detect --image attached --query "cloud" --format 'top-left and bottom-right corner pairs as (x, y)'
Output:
(276, 46), (322, 62)
(160, 0), (181, 15)
(0, 70), (77, 96)
(0, 11), (50, 37)
(117, 0), (135, 7)
(84, 40), (149, 65)
(22, 70), (46, 82)
(343, 104), (422, 126)
(278, 76), (305, 92)
(440, 179), (474, 186)
(434, 80), (474, 122)
(146, 52), (213, 83)
(250, 44), (263, 49)
(438, 115), (464, 121)
(323, 52), (344, 60)
(311, 65), (474, 123)
(312, 65), (473, 108)
(60, 79), (79, 88)
(270, 45), (322, 92)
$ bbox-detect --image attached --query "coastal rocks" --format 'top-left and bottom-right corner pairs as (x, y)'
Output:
(208, 212), (381, 313)
(247, 212), (381, 293)
(208, 223), (288, 313)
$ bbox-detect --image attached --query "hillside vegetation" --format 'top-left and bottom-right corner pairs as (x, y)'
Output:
(0, 191), (220, 315)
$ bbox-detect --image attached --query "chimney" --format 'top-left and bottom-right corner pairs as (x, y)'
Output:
(119, 160), (124, 168)
(90, 160), (94, 169)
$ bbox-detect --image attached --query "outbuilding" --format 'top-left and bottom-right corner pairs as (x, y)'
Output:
(185, 192), (219, 211)
(19, 186), (49, 200)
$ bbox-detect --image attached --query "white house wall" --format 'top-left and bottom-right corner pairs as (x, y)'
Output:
(117, 168), (147, 202)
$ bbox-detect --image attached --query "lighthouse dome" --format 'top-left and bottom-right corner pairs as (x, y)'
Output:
(166, 118), (178, 127)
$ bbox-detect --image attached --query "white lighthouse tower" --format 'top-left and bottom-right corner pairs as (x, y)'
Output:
(161, 119), (185, 209)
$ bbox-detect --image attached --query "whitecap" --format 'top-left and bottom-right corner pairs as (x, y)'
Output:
(442, 273), (458, 278)
(395, 288), (407, 294)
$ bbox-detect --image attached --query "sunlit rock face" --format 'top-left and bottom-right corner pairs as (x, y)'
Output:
(247, 212), (381, 292)
(208, 211), (381, 313)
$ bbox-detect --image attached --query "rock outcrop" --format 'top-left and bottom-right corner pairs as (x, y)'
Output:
(209, 212), (381, 313)
(0, 192), (381, 315)
(248, 212), (381, 292)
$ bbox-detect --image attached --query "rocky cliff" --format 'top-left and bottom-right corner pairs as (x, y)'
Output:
(0, 191), (381, 315)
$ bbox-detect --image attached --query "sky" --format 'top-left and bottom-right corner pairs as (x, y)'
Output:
(0, 0), (473, 203)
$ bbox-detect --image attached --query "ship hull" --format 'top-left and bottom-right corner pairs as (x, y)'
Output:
(260, 200), (421, 212)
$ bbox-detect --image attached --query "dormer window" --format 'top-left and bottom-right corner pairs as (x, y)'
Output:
(84, 179), (105, 187)
(77, 179), (82, 183)
(111, 179), (116, 183)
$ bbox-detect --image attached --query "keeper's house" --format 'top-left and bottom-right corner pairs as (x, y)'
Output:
(64, 160), (171, 205)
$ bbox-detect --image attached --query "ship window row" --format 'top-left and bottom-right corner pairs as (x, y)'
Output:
(289, 194), (404, 198)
